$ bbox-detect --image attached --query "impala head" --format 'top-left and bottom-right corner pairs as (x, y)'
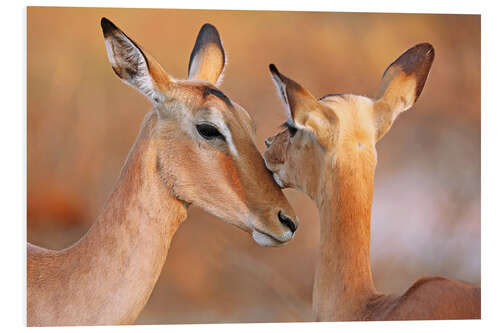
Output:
(101, 18), (297, 246)
(264, 44), (434, 201)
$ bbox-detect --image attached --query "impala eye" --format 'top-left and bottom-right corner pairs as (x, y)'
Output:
(196, 124), (225, 141)
(282, 122), (297, 138)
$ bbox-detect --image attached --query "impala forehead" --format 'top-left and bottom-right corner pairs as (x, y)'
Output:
(203, 86), (233, 108)
(167, 82), (224, 107)
(320, 94), (375, 133)
(319, 94), (371, 114)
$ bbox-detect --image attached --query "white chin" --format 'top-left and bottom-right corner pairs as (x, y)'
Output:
(252, 230), (282, 247)
(273, 173), (284, 188)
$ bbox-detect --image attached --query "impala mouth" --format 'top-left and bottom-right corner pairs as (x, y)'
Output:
(272, 173), (285, 188)
(252, 229), (287, 247)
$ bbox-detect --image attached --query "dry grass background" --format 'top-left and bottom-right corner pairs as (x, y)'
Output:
(27, 7), (480, 324)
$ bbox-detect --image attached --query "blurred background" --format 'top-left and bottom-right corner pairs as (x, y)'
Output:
(27, 7), (480, 324)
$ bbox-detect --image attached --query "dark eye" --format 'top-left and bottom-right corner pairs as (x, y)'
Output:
(282, 122), (297, 138)
(196, 124), (225, 141)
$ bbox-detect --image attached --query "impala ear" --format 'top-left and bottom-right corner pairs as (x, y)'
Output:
(101, 17), (172, 104)
(188, 24), (226, 86)
(269, 64), (337, 149)
(373, 43), (434, 141)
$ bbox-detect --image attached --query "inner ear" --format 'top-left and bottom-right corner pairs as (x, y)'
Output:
(188, 24), (226, 85)
(374, 43), (434, 141)
(268, 64), (338, 149)
(269, 64), (318, 124)
(101, 17), (171, 103)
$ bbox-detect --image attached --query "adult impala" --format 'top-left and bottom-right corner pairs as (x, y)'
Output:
(263, 44), (480, 321)
(27, 18), (298, 326)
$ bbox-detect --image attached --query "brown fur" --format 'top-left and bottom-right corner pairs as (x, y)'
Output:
(28, 19), (297, 326)
(264, 44), (480, 321)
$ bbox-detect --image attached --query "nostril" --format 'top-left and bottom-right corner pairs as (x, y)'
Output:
(265, 138), (271, 148)
(278, 211), (297, 233)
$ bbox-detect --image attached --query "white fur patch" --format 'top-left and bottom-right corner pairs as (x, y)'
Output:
(214, 50), (227, 87)
(252, 230), (281, 247)
(201, 108), (239, 157)
(270, 72), (293, 119)
(273, 173), (284, 188)
(219, 123), (238, 157)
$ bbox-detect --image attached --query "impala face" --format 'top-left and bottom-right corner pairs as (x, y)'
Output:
(264, 44), (434, 201)
(101, 18), (298, 246)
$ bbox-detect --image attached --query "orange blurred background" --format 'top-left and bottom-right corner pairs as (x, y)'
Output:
(27, 7), (480, 324)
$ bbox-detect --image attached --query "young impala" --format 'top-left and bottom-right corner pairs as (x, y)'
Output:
(263, 43), (480, 321)
(27, 18), (298, 326)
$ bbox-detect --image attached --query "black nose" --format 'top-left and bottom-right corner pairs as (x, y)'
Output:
(265, 138), (272, 148)
(278, 211), (297, 233)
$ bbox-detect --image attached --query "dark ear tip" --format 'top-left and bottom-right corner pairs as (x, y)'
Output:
(199, 23), (221, 41)
(269, 64), (289, 83)
(410, 43), (435, 64)
(415, 42), (434, 50)
(269, 64), (279, 75)
(101, 17), (118, 35)
(200, 23), (217, 31)
(418, 42), (434, 51)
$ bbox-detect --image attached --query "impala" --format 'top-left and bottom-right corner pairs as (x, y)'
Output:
(263, 43), (480, 321)
(27, 18), (298, 326)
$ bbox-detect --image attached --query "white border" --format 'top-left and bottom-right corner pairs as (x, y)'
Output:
(2, 1), (497, 332)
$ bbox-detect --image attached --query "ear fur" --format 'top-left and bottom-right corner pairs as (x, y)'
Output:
(101, 17), (172, 104)
(374, 43), (434, 141)
(269, 64), (337, 149)
(188, 23), (226, 86)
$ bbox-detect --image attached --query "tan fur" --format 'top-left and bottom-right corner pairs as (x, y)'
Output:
(264, 44), (480, 321)
(27, 19), (297, 326)
(189, 44), (225, 83)
(187, 23), (226, 84)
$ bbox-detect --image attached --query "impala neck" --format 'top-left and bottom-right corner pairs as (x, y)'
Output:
(312, 153), (376, 321)
(66, 111), (187, 324)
